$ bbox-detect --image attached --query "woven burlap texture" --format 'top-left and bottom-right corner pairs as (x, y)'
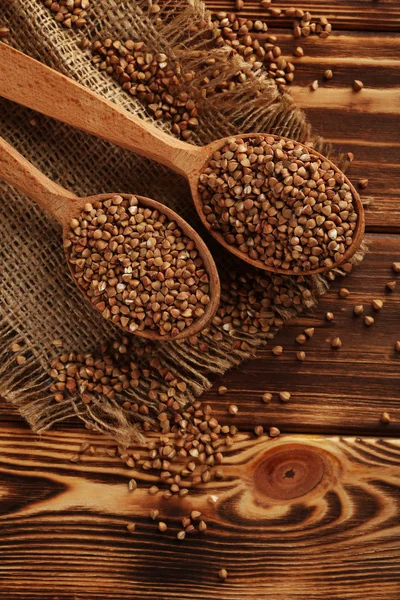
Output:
(0, 0), (364, 444)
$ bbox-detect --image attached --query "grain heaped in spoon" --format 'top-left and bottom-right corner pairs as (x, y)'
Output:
(0, 133), (220, 341)
(199, 135), (359, 273)
(66, 194), (213, 338)
(0, 44), (365, 276)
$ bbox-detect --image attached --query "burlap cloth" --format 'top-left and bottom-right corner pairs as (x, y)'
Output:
(0, 0), (364, 443)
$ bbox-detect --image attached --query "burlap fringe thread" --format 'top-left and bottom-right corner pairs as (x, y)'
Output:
(0, 0), (366, 445)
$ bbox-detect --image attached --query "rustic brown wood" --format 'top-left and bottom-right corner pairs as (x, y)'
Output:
(1, 424), (400, 599)
(206, 233), (400, 435)
(0, 139), (221, 340)
(209, 1), (400, 31)
(0, 3), (400, 599)
(0, 43), (365, 275)
(208, 26), (400, 232)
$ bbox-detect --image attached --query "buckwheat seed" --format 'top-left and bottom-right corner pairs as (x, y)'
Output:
(128, 478), (137, 491)
(353, 79), (364, 92)
(272, 345), (283, 355)
(392, 262), (400, 273)
(372, 299), (383, 311)
(269, 426), (280, 437)
(353, 304), (364, 316)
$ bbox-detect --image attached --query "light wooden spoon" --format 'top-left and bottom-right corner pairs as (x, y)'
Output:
(0, 136), (220, 341)
(0, 42), (365, 275)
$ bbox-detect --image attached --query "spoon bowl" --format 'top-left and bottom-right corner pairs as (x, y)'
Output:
(0, 137), (220, 341)
(0, 42), (365, 276)
(186, 133), (365, 275)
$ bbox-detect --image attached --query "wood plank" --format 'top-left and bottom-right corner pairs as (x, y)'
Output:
(0, 424), (400, 599)
(264, 30), (400, 231)
(205, 234), (400, 436)
(0, 234), (399, 437)
(208, 1), (400, 31)
(212, 26), (400, 231)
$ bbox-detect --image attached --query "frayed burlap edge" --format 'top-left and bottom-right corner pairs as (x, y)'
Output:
(0, 0), (367, 444)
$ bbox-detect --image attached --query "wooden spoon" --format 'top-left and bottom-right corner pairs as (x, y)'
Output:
(0, 42), (365, 275)
(0, 136), (220, 341)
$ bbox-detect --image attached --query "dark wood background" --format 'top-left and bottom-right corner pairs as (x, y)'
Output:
(1, 2), (400, 598)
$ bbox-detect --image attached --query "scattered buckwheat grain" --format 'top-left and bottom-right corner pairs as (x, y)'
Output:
(269, 426), (280, 437)
(392, 262), (400, 273)
(272, 345), (283, 355)
(353, 304), (364, 316)
(353, 80), (364, 92)
(372, 299), (383, 311)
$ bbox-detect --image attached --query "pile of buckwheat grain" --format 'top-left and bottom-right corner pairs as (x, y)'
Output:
(90, 39), (200, 141)
(199, 135), (358, 272)
(41, 0), (89, 28)
(65, 194), (211, 337)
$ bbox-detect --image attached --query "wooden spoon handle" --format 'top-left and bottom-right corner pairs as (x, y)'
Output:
(0, 42), (201, 176)
(0, 136), (76, 223)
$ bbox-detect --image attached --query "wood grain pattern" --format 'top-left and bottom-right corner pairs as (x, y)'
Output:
(1, 425), (400, 599)
(209, 25), (400, 231)
(206, 233), (400, 435)
(1, 3), (400, 599)
(209, 1), (400, 31)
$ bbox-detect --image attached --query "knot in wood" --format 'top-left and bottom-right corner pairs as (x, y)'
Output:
(254, 444), (325, 500)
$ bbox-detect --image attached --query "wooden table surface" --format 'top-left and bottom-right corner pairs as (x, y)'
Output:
(1, 2), (400, 599)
